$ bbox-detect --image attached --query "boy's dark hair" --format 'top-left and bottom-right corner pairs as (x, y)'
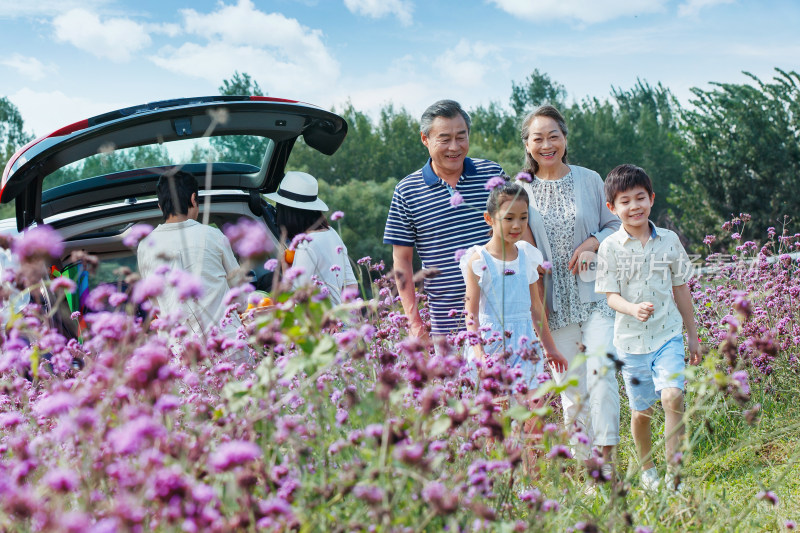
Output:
(276, 203), (330, 240)
(420, 99), (471, 136)
(486, 180), (529, 217)
(604, 164), (654, 205)
(157, 170), (199, 218)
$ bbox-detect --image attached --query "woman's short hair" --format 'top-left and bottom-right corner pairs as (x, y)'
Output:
(156, 170), (198, 218)
(520, 105), (569, 176)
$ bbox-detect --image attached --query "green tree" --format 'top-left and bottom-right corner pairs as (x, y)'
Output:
(213, 71), (269, 165)
(0, 97), (34, 219)
(290, 101), (426, 185)
(674, 69), (800, 245)
(46, 145), (173, 190)
(510, 69), (567, 117)
(565, 81), (684, 222)
(317, 177), (396, 267)
(468, 101), (519, 174)
(375, 103), (427, 181)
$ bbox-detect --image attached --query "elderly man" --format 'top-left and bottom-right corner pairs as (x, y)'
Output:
(383, 99), (507, 345)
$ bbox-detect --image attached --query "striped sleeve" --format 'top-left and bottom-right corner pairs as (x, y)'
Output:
(383, 183), (415, 247)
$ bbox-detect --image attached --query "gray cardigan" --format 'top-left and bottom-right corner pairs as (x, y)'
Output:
(524, 165), (621, 314)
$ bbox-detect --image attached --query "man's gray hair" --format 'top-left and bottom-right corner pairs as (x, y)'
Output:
(420, 99), (471, 136)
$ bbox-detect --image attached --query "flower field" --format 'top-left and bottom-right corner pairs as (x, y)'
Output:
(0, 217), (798, 532)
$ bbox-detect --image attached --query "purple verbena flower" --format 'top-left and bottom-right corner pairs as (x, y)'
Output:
(330, 211), (344, 221)
(353, 485), (384, 505)
(224, 218), (274, 258)
(122, 223), (154, 248)
(756, 490), (778, 505)
(450, 192), (464, 207)
(168, 269), (204, 302)
(43, 468), (79, 492)
(288, 233), (312, 251)
(541, 499), (560, 512)
(284, 266), (305, 283)
(132, 275), (165, 304)
(264, 258), (279, 271)
(515, 172), (532, 183)
(34, 392), (77, 417)
(0, 411), (25, 429)
(484, 176), (507, 191)
(50, 276), (76, 293)
(546, 444), (573, 459)
(209, 440), (262, 472)
(13, 225), (64, 262)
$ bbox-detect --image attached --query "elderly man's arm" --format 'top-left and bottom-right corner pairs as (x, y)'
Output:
(392, 244), (428, 340)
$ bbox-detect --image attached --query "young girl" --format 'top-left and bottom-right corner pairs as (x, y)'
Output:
(461, 181), (568, 400)
(265, 171), (358, 304)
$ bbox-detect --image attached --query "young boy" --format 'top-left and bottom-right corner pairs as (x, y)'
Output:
(595, 164), (701, 492)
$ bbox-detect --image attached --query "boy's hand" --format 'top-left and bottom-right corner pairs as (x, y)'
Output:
(545, 348), (568, 373)
(687, 336), (702, 365)
(634, 302), (654, 322)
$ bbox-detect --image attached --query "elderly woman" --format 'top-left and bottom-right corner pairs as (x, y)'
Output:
(519, 105), (620, 469)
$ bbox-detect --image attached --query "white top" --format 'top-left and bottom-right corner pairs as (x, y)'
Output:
(525, 171), (614, 330)
(595, 221), (693, 354)
(292, 228), (357, 305)
(522, 165), (620, 314)
(0, 248), (30, 328)
(137, 219), (242, 337)
(459, 240), (542, 316)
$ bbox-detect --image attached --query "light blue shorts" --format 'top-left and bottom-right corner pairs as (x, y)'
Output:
(618, 335), (686, 411)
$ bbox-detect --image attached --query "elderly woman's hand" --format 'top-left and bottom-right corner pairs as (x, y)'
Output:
(567, 236), (599, 275)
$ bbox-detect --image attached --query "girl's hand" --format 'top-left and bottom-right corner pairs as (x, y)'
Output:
(546, 348), (568, 373)
(567, 236), (599, 275)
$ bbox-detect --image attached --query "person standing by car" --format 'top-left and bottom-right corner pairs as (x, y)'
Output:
(519, 105), (621, 471)
(137, 170), (250, 363)
(383, 99), (507, 348)
(266, 171), (357, 305)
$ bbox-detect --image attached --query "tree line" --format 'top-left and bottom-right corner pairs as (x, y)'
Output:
(1, 68), (799, 265)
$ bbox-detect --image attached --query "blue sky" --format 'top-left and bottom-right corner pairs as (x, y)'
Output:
(0, 0), (798, 139)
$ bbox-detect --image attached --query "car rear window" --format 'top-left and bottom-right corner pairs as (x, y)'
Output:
(43, 135), (274, 193)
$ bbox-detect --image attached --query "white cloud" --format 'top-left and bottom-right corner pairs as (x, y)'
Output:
(1, 54), (54, 81)
(9, 88), (123, 138)
(151, 0), (339, 97)
(0, 0), (108, 18)
(678, 0), (735, 17)
(343, 0), (413, 26)
(433, 40), (502, 88)
(489, 0), (667, 24)
(52, 8), (152, 62)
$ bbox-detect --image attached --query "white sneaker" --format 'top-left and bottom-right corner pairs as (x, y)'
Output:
(640, 468), (660, 492)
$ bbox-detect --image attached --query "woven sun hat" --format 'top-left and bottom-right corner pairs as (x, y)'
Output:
(265, 171), (329, 211)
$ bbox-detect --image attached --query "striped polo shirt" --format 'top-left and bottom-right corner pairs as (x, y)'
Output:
(384, 157), (506, 335)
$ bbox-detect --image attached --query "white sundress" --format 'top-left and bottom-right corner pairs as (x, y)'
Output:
(459, 241), (545, 388)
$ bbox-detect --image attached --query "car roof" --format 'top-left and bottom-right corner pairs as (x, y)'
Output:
(0, 96), (347, 231)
